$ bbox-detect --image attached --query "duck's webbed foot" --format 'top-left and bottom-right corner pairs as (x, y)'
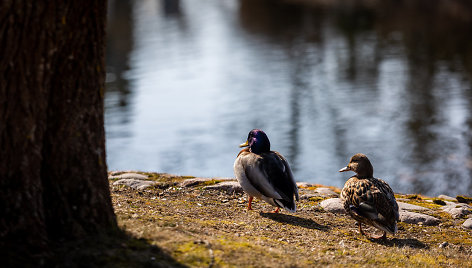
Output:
(359, 223), (387, 240)
(369, 231), (387, 240)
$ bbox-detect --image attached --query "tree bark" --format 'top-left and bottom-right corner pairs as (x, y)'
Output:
(0, 0), (116, 259)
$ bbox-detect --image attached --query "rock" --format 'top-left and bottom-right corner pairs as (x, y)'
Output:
(399, 211), (440, 226)
(319, 198), (346, 214)
(180, 177), (215, 187)
(203, 181), (243, 194)
(441, 203), (472, 219)
(296, 182), (314, 188)
(437, 195), (457, 202)
(109, 172), (149, 180)
(462, 218), (472, 229)
(113, 178), (157, 190)
(439, 242), (448, 248)
(443, 201), (457, 206)
(314, 187), (339, 197)
(397, 202), (430, 211)
(214, 177), (237, 181)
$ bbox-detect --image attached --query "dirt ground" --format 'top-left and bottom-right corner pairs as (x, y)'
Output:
(108, 173), (472, 267)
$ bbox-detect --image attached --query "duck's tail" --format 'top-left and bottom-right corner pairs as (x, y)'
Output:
(274, 198), (296, 213)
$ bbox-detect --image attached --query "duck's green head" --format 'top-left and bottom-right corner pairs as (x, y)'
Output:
(240, 129), (270, 154)
(339, 153), (374, 178)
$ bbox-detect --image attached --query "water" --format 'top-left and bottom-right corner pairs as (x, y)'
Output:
(105, 0), (472, 196)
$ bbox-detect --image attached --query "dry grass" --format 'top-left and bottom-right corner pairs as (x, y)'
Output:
(108, 173), (472, 267)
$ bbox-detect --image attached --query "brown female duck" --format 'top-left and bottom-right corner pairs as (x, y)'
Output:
(234, 129), (299, 213)
(339, 153), (399, 240)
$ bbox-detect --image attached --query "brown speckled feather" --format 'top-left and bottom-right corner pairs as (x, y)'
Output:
(339, 153), (399, 235)
(341, 176), (399, 234)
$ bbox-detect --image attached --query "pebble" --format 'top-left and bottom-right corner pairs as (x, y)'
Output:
(439, 242), (448, 248)
(319, 198), (346, 214)
(399, 211), (440, 226)
(462, 218), (472, 229)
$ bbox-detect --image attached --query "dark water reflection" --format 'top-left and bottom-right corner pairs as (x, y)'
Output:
(105, 0), (472, 196)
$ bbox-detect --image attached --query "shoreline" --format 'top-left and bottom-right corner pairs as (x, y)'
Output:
(107, 171), (472, 267)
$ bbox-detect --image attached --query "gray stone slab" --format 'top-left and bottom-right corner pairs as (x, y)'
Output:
(319, 198), (346, 214)
(441, 203), (472, 219)
(462, 218), (472, 229)
(437, 195), (457, 202)
(203, 181), (243, 193)
(398, 202), (430, 211)
(399, 211), (440, 226)
(180, 177), (214, 187)
(109, 172), (149, 180)
(113, 178), (157, 190)
(314, 187), (339, 197)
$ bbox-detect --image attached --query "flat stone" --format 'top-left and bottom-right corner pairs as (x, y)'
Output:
(397, 202), (430, 211)
(314, 187), (339, 197)
(214, 177), (237, 181)
(441, 203), (472, 219)
(113, 178), (157, 190)
(109, 172), (149, 180)
(319, 198), (346, 214)
(180, 177), (214, 187)
(399, 211), (440, 226)
(462, 218), (472, 229)
(297, 182), (314, 188)
(437, 195), (457, 201)
(203, 181), (243, 194)
(444, 201), (457, 206)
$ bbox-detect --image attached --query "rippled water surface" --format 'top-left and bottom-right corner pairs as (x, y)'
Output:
(106, 0), (472, 196)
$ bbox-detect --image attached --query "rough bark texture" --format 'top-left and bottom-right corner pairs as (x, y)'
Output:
(0, 0), (116, 259)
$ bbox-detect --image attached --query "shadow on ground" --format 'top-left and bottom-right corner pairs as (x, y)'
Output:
(47, 229), (185, 268)
(260, 212), (330, 231)
(369, 237), (429, 249)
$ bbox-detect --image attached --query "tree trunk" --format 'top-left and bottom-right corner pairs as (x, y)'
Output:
(0, 0), (116, 260)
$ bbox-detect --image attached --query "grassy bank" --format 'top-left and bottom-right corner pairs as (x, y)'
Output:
(100, 172), (472, 267)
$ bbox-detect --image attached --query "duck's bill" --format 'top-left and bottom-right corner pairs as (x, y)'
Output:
(338, 166), (351, 172)
(239, 141), (249, 148)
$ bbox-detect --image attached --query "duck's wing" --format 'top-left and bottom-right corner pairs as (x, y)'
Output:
(342, 177), (398, 233)
(272, 151), (299, 201)
(237, 152), (283, 200)
(375, 178), (399, 222)
(257, 152), (298, 206)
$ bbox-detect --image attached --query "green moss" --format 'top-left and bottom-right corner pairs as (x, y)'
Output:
(173, 241), (212, 267)
(432, 198), (446, 205)
(199, 179), (220, 187)
(403, 199), (442, 210)
(406, 194), (422, 200)
(456, 195), (472, 204)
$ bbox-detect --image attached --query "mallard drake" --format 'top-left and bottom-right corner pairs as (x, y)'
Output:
(234, 129), (299, 213)
(339, 153), (399, 240)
